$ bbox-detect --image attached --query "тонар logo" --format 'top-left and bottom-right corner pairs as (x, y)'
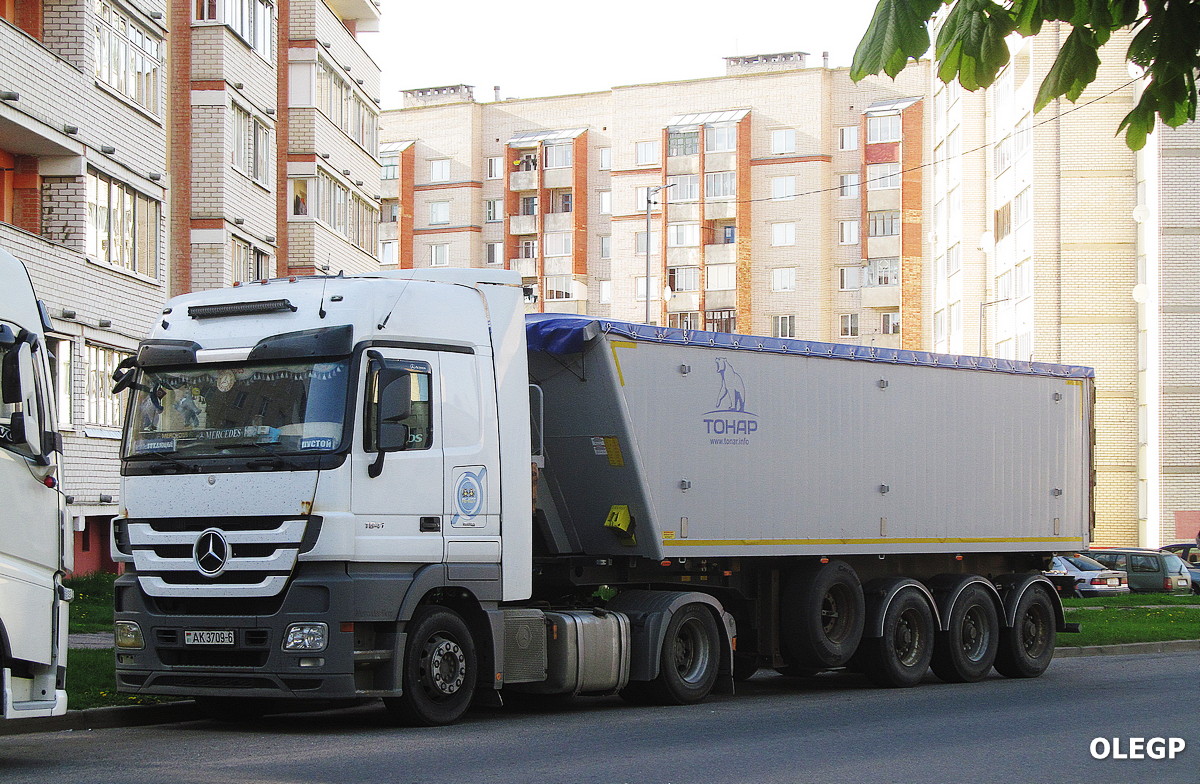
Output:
(703, 358), (758, 445)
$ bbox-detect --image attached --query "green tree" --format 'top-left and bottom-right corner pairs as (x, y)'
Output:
(850, 0), (1199, 150)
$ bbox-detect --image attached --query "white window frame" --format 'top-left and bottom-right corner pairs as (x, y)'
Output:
(667, 175), (699, 202)
(881, 312), (901, 334)
(599, 235), (612, 259)
(666, 223), (700, 248)
(773, 314), (797, 338)
(486, 156), (504, 179)
(839, 173), (860, 197)
(484, 199), (502, 223)
(771, 267), (796, 292)
(705, 171), (735, 199)
(544, 143), (572, 169)
(485, 242), (503, 265)
(598, 147), (612, 170)
(428, 201), (450, 225)
(85, 344), (129, 428)
(771, 176), (797, 201)
(704, 124), (736, 152)
(839, 266), (860, 291)
(429, 243), (449, 266)
(429, 159), (451, 183)
(543, 232), (572, 257)
(772, 128), (797, 155)
(706, 264), (735, 291)
(598, 190), (612, 215)
(543, 275), (574, 300)
(668, 266), (700, 293)
(867, 114), (902, 143)
(838, 126), (858, 151)
(635, 141), (658, 165)
(839, 220), (859, 245)
(866, 163), (901, 190)
(839, 313), (859, 338)
(771, 222), (796, 247)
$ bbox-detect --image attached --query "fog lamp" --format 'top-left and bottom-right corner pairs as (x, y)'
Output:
(114, 621), (145, 650)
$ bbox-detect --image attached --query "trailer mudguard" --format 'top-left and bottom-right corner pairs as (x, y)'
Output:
(923, 574), (1004, 633)
(861, 578), (942, 638)
(993, 573), (1068, 632)
(605, 590), (735, 689)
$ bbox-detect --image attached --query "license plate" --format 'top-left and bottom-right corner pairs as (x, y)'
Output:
(184, 630), (235, 645)
(1108, 578), (1120, 586)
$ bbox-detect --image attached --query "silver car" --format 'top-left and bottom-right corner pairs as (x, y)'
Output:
(1046, 554), (1130, 597)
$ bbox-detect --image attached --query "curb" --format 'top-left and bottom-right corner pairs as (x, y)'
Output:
(3, 641), (1198, 737)
(1052, 638), (1200, 658)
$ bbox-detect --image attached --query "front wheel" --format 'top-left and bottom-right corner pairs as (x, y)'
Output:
(384, 607), (477, 726)
(994, 586), (1055, 679)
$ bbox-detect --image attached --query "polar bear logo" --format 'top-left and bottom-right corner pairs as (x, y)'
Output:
(714, 357), (747, 413)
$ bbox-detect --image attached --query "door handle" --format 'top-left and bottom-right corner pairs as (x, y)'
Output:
(420, 516), (441, 533)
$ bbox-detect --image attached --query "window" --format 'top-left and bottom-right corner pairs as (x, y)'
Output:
(366, 359), (433, 452)
(772, 129), (797, 154)
(599, 235), (611, 259)
(1014, 187), (1031, 227)
(705, 124), (736, 152)
(317, 60), (351, 131)
(544, 143), (572, 169)
(429, 159), (450, 183)
(544, 275), (574, 300)
(485, 242), (503, 265)
(839, 173), (860, 197)
(867, 114), (902, 143)
(947, 243), (961, 275)
(867, 163), (901, 190)
(598, 190), (611, 215)
(519, 195), (538, 216)
(773, 315), (796, 338)
(667, 175), (699, 202)
(635, 141), (659, 165)
(598, 147), (612, 170)
(705, 171), (735, 199)
(865, 257), (899, 287)
(599, 280), (612, 304)
(668, 130), (699, 157)
(669, 312), (702, 330)
(544, 232), (572, 257)
(771, 176), (796, 201)
(231, 237), (270, 283)
(720, 224), (736, 244)
(94, 1), (163, 113)
(949, 301), (962, 335)
(86, 168), (160, 278)
(484, 199), (502, 223)
(707, 264), (735, 291)
(486, 156), (503, 179)
(85, 344), (129, 428)
(668, 266), (700, 292)
(839, 266), (860, 291)
(46, 336), (73, 429)
(379, 239), (397, 266)
(1014, 259), (1032, 299)
(994, 202), (1012, 240)
(232, 104), (270, 184)
(381, 152), (399, 180)
(771, 268), (796, 292)
(934, 310), (946, 343)
(994, 135), (1013, 173)
(772, 223), (796, 246)
(839, 126), (858, 151)
(881, 312), (900, 334)
(209, 0), (273, 55)
(518, 239), (538, 259)
(667, 223), (699, 248)
(429, 201), (449, 225)
(839, 313), (859, 337)
(839, 220), (859, 245)
(634, 276), (660, 301)
(706, 309), (736, 333)
(868, 210), (900, 237)
(430, 243), (448, 266)
(634, 186), (650, 212)
(1014, 114), (1032, 159)
(548, 190), (572, 214)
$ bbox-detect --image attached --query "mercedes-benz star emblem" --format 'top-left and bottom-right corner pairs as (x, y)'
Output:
(193, 528), (230, 577)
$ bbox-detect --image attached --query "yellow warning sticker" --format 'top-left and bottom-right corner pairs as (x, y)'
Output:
(603, 436), (624, 467)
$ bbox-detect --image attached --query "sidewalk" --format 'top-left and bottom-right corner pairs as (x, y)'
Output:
(1, 637), (1192, 738)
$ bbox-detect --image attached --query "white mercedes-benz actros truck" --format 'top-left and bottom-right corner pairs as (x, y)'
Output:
(111, 269), (1091, 725)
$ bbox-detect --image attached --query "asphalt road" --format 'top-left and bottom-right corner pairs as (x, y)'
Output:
(1, 651), (1195, 784)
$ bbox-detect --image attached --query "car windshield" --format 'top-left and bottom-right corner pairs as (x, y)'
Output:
(1162, 553), (1189, 575)
(123, 360), (350, 458)
(1062, 555), (1107, 571)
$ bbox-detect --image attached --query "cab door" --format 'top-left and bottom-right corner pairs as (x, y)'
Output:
(350, 350), (443, 562)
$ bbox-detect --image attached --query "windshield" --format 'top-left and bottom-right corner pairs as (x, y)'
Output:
(1062, 555), (1108, 572)
(123, 359), (350, 459)
(1163, 553), (1189, 575)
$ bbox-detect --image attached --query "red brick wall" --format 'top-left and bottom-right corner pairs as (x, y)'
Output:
(15, 0), (43, 38)
(571, 132), (588, 276)
(0, 149), (14, 225)
(900, 101), (924, 350)
(733, 116), (753, 332)
(168, 0), (193, 294)
(12, 155), (40, 234)
(399, 145), (415, 268)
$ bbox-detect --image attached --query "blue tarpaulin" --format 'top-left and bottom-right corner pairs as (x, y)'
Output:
(525, 313), (1095, 379)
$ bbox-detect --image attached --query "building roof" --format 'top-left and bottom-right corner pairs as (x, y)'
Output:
(507, 128), (589, 148)
(865, 97), (923, 115)
(666, 108), (751, 129)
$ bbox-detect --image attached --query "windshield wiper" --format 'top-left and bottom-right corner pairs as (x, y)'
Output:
(145, 452), (199, 474)
(240, 441), (299, 470)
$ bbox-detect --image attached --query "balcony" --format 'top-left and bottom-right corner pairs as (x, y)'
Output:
(510, 215), (538, 235)
(860, 284), (901, 309)
(510, 170), (538, 191)
(705, 200), (736, 220)
(704, 243), (735, 265)
(514, 258), (537, 278)
(542, 167), (572, 189)
(866, 235), (900, 258)
(667, 292), (700, 312)
(544, 212), (573, 233)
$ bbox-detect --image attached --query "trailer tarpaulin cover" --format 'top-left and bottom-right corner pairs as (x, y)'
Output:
(524, 313), (1094, 379)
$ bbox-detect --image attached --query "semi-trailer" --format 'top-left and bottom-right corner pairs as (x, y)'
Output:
(111, 268), (1091, 724)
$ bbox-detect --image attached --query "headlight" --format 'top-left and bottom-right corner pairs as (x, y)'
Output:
(283, 622), (328, 652)
(114, 621), (145, 650)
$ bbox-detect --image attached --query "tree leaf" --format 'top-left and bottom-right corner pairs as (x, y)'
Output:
(1034, 26), (1101, 110)
(933, 0), (1015, 90)
(851, 0), (946, 81)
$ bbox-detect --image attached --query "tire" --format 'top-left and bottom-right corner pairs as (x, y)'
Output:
(994, 586), (1056, 679)
(861, 588), (935, 688)
(780, 560), (865, 670)
(636, 604), (721, 705)
(930, 583), (999, 683)
(384, 606), (477, 726)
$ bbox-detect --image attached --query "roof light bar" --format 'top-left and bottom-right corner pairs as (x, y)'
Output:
(188, 299), (298, 319)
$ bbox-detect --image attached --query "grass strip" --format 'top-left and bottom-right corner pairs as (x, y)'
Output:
(65, 571), (118, 634)
(66, 648), (163, 711)
(1062, 605), (1200, 647)
(1062, 594), (1200, 609)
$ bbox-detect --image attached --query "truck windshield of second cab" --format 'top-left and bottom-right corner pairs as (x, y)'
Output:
(122, 359), (351, 459)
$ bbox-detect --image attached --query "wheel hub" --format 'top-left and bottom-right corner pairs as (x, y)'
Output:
(424, 637), (466, 696)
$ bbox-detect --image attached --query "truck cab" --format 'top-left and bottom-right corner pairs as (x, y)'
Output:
(0, 247), (68, 719)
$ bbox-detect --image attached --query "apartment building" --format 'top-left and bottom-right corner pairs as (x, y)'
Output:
(2, 0), (169, 570)
(169, 0), (381, 294)
(379, 55), (930, 346)
(927, 26), (1200, 548)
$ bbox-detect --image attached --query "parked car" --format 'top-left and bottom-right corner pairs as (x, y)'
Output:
(1045, 554), (1129, 597)
(1084, 548), (1193, 595)
(1161, 544), (1200, 594)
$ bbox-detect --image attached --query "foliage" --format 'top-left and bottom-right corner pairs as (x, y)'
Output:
(851, 0), (1200, 149)
(1062, 605), (1200, 646)
(67, 648), (163, 710)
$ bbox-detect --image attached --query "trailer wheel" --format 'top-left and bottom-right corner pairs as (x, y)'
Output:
(627, 604), (721, 705)
(861, 588), (934, 688)
(781, 560), (865, 669)
(930, 583), (999, 683)
(384, 606), (477, 726)
(994, 586), (1055, 679)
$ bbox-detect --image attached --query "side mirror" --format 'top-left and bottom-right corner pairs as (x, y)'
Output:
(368, 369), (411, 478)
(111, 355), (139, 394)
(2, 339), (45, 459)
